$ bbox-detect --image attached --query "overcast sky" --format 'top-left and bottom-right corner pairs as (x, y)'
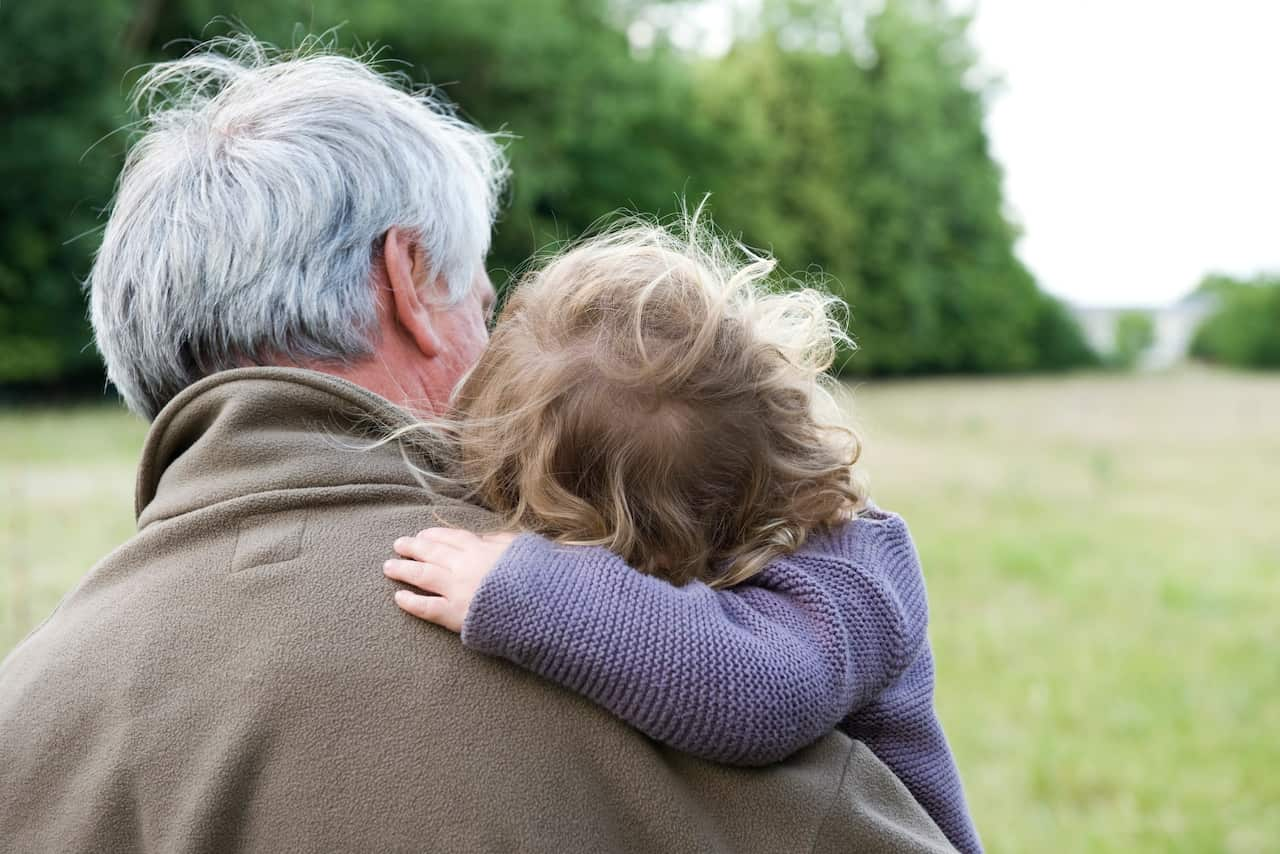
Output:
(677, 0), (1280, 308)
(959, 0), (1279, 307)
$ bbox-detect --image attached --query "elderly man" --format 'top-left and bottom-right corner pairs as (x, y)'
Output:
(0, 37), (954, 853)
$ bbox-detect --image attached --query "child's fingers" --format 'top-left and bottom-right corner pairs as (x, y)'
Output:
(393, 536), (455, 565)
(394, 590), (450, 625)
(413, 527), (480, 552)
(384, 558), (448, 594)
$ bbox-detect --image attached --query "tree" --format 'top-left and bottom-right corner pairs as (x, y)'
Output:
(1109, 311), (1155, 370)
(689, 0), (1092, 374)
(1191, 275), (1280, 368)
(0, 0), (135, 387)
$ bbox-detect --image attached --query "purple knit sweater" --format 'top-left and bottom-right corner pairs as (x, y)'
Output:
(460, 508), (982, 854)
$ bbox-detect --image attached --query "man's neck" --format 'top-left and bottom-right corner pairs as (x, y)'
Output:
(317, 357), (447, 419)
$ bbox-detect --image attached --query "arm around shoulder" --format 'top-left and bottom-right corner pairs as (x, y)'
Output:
(461, 524), (919, 766)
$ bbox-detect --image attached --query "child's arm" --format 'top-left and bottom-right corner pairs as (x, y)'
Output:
(385, 516), (920, 766)
(842, 629), (984, 854)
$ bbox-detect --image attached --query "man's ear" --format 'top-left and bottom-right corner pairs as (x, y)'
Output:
(383, 226), (443, 357)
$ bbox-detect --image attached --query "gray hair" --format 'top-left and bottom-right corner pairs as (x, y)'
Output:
(89, 35), (509, 418)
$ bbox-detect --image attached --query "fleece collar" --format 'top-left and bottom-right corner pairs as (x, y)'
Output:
(134, 367), (447, 528)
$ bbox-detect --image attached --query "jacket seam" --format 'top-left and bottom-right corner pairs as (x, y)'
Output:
(809, 740), (859, 854)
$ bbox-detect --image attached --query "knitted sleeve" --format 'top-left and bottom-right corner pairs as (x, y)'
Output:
(837, 516), (984, 854)
(841, 643), (983, 854)
(459, 516), (919, 766)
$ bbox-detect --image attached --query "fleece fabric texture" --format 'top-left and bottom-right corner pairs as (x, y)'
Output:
(463, 514), (982, 854)
(0, 367), (956, 854)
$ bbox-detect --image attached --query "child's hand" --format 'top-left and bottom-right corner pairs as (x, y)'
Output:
(384, 528), (518, 632)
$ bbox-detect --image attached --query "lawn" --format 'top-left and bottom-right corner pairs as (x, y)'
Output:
(2, 369), (1277, 853)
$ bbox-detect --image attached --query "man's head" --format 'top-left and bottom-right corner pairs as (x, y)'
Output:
(89, 35), (508, 419)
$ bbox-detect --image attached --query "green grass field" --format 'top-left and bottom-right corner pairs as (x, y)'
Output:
(3, 369), (1277, 852)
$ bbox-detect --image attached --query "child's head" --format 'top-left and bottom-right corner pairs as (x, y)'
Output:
(450, 214), (864, 587)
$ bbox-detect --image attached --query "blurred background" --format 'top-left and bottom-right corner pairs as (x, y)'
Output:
(1, 1), (1276, 851)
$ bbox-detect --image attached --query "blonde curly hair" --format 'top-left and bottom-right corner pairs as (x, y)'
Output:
(439, 210), (864, 587)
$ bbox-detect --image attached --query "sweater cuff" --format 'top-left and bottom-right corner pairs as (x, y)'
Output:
(459, 532), (554, 658)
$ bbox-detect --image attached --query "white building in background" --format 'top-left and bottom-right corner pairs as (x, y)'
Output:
(1071, 294), (1218, 370)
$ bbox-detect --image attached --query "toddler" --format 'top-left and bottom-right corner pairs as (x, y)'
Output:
(382, 216), (982, 854)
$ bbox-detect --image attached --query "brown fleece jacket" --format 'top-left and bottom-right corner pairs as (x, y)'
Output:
(0, 367), (954, 854)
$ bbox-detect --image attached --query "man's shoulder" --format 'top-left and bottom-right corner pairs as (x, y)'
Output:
(0, 490), (492, 686)
(1, 495), (953, 854)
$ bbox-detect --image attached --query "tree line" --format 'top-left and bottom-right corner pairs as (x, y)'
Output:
(0, 0), (1099, 393)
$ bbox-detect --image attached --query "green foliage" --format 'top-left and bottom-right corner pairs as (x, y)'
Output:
(1108, 311), (1156, 370)
(1031, 294), (1101, 370)
(693, 1), (1090, 374)
(0, 0), (1095, 389)
(0, 0), (134, 384)
(1191, 274), (1280, 368)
